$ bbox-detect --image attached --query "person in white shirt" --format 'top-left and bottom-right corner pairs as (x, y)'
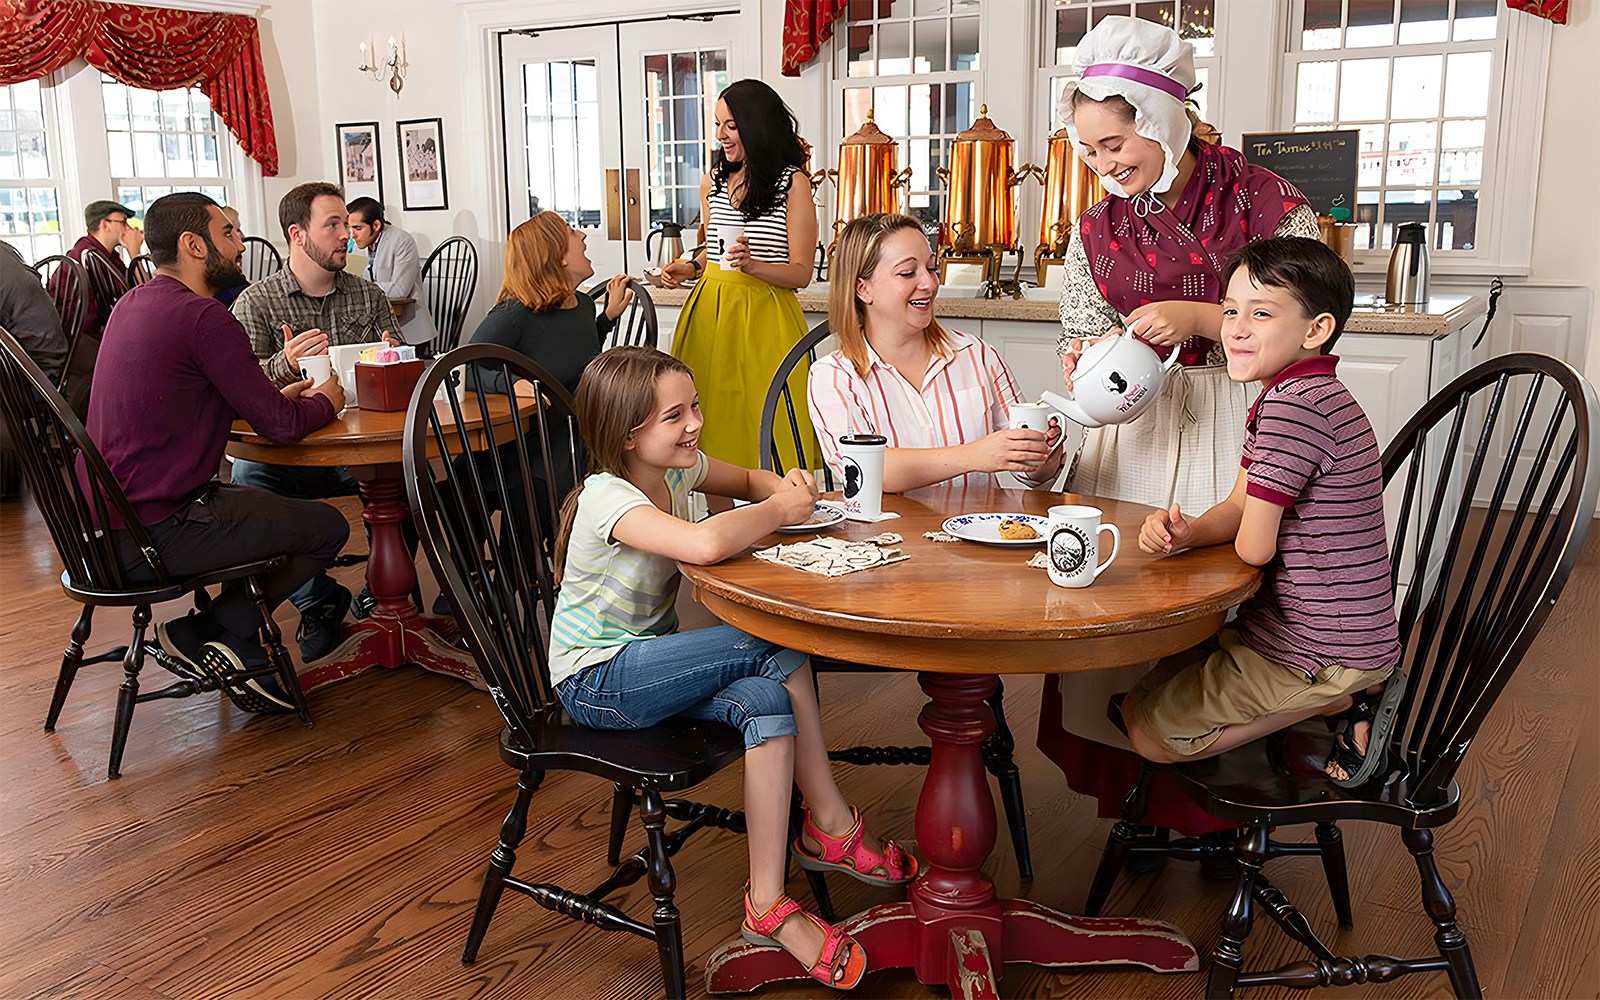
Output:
(346, 197), (438, 348)
(807, 213), (1064, 492)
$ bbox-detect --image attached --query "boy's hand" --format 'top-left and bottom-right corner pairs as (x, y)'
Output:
(1140, 503), (1192, 554)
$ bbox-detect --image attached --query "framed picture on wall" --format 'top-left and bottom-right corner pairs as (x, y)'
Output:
(336, 121), (383, 204)
(397, 117), (447, 211)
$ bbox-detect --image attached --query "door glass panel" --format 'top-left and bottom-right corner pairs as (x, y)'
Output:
(642, 47), (729, 228)
(523, 60), (602, 227)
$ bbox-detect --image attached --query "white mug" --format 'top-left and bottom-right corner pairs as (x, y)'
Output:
(717, 224), (745, 266)
(838, 434), (886, 520)
(1047, 504), (1120, 588)
(1008, 401), (1064, 434)
(298, 354), (333, 385)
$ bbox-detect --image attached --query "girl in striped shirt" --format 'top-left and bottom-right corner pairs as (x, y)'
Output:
(808, 213), (1064, 492)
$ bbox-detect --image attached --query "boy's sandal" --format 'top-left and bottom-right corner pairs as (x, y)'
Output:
(1324, 668), (1408, 788)
(792, 805), (919, 887)
(741, 884), (867, 991)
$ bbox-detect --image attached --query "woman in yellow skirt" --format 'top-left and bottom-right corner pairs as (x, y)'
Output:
(661, 79), (817, 472)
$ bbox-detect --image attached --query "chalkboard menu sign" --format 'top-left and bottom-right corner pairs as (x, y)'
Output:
(1240, 129), (1359, 216)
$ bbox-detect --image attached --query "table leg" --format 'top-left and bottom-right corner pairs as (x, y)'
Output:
(705, 672), (1196, 996)
(296, 463), (482, 692)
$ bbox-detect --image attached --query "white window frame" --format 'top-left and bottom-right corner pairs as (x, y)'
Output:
(100, 73), (232, 216)
(0, 78), (70, 261)
(1280, 0), (1548, 277)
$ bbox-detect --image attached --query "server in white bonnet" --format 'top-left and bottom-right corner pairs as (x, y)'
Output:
(1042, 14), (1324, 841)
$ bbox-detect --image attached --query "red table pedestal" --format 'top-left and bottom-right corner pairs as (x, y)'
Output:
(706, 673), (1197, 996)
(296, 464), (482, 693)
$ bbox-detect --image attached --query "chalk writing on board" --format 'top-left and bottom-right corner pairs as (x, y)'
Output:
(1241, 129), (1359, 216)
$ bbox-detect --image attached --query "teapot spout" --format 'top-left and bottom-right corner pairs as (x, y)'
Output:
(1039, 389), (1099, 429)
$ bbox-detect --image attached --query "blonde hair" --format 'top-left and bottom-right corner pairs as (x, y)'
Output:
(827, 213), (951, 380)
(498, 213), (576, 312)
(552, 346), (695, 580)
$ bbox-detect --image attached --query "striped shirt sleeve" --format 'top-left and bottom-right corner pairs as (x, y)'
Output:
(807, 352), (875, 479)
(1245, 394), (1335, 507)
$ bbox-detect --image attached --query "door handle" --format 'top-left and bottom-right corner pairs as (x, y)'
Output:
(625, 168), (642, 242)
(606, 168), (622, 241)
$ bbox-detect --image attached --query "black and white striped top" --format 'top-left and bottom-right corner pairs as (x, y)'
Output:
(708, 166), (799, 264)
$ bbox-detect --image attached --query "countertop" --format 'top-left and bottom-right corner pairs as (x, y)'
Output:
(647, 284), (1483, 336)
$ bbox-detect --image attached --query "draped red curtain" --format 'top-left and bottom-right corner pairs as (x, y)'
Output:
(781, 0), (850, 77)
(1504, 0), (1568, 23)
(0, 0), (279, 175)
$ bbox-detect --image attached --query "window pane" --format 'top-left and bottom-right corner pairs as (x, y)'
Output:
(133, 131), (165, 176)
(917, 0), (950, 13)
(108, 131), (133, 177)
(165, 132), (195, 177)
(946, 82), (975, 132)
(671, 52), (699, 97)
(1378, 188), (1431, 248)
(846, 17), (874, 77)
(1433, 189), (1478, 249)
(0, 134), (15, 181)
(1180, 0), (1216, 57)
(1444, 51), (1491, 117)
(1302, 0), (1343, 49)
(878, 20), (911, 74)
(1346, 0), (1394, 47)
(914, 18), (946, 73)
(644, 54), (668, 99)
(1338, 58), (1389, 120)
(875, 85), (909, 136)
(843, 87), (871, 133)
(1439, 119), (1484, 186)
(1390, 54), (1441, 119)
(1092, 4), (1132, 28)
(28, 186), (58, 235)
(951, 16), (979, 70)
(1295, 61), (1338, 123)
(1453, 0), (1498, 41)
(1356, 122), (1386, 186)
(910, 83), (933, 134)
(1135, 2), (1176, 31)
(1052, 3), (1089, 65)
(1385, 120), (1436, 187)
(1397, 0), (1448, 44)
(101, 83), (127, 130)
(1353, 188), (1381, 249)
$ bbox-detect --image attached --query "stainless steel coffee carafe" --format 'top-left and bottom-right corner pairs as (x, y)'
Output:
(1385, 221), (1430, 306)
(646, 221), (686, 270)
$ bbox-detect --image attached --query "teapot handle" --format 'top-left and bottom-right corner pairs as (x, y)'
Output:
(1160, 339), (1184, 371)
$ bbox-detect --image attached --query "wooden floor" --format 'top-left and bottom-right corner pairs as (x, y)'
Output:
(0, 491), (1595, 1000)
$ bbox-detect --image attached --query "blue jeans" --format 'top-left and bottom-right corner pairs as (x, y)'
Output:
(556, 625), (806, 750)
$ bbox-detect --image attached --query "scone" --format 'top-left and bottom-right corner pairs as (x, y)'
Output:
(997, 518), (1039, 540)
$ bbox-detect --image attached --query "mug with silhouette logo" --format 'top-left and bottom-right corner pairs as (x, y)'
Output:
(837, 434), (887, 519)
(1046, 504), (1120, 588)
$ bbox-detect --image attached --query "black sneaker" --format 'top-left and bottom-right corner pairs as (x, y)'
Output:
(198, 640), (297, 714)
(153, 613), (208, 680)
(296, 582), (352, 661)
(351, 584), (376, 620)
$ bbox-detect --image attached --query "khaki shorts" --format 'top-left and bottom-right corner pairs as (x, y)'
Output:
(1123, 628), (1392, 757)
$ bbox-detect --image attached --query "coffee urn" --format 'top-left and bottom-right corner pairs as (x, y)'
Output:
(936, 106), (1040, 296)
(815, 111), (912, 254)
(1034, 127), (1105, 286)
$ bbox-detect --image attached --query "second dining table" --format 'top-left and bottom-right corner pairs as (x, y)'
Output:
(687, 482), (1262, 997)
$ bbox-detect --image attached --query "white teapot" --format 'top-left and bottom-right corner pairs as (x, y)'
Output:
(1040, 328), (1182, 428)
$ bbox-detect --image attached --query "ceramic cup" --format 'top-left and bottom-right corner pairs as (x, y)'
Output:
(1008, 401), (1064, 433)
(298, 354), (333, 385)
(717, 224), (745, 266)
(838, 434), (887, 520)
(1046, 504), (1120, 588)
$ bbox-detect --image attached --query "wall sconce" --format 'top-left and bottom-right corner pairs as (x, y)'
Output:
(358, 34), (407, 95)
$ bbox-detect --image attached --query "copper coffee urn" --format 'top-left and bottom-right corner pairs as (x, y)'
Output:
(815, 111), (912, 256)
(1034, 127), (1106, 286)
(936, 106), (1040, 297)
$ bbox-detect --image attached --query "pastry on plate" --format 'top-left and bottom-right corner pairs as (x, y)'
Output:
(997, 518), (1039, 540)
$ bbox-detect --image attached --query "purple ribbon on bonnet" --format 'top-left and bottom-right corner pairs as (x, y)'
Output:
(1080, 62), (1189, 103)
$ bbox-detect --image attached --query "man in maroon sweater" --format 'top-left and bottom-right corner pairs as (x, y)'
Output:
(88, 192), (349, 713)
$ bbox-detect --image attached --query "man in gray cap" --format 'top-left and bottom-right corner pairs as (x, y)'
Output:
(56, 200), (144, 404)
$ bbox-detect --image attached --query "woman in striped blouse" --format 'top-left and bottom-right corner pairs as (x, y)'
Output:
(808, 213), (1063, 492)
(661, 79), (818, 470)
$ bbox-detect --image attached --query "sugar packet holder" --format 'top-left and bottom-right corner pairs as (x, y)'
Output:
(359, 344), (418, 364)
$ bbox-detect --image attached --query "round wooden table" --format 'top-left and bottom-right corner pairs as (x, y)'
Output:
(227, 396), (523, 693)
(684, 483), (1261, 997)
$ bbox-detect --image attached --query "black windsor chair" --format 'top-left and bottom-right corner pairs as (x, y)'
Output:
(0, 327), (312, 779)
(1082, 353), (1599, 998)
(756, 319), (1036, 887)
(81, 249), (129, 323)
(419, 236), (478, 358)
(403, 343), (751, 998)
(240, 235), (282, 282)
(126, 253), (156, 285)
(33, 254), (89, 384)
(585, 276), (659, 351)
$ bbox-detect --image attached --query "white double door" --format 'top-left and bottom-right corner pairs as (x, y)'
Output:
(500, 14), (745, 278)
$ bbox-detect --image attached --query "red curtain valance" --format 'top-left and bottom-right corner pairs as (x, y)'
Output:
(781, 0), (849, 77)
(0, 0), (279, 175)
(1504, 0), (1567, 23)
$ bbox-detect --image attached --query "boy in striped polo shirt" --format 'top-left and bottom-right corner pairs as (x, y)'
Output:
(1123, 237), (1401, 784)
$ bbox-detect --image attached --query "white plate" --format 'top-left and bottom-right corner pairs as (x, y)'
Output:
(940, 512), (1050, 546)
(775, 503), (847, 533)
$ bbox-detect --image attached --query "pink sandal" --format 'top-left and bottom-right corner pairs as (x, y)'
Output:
(742, 884), (867, 990)
(792, 805), (919, 887)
